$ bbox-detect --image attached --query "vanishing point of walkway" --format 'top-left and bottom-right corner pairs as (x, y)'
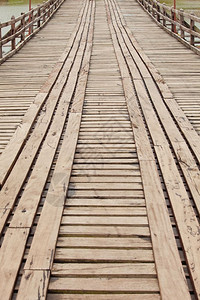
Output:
(0, 0), (200, 299)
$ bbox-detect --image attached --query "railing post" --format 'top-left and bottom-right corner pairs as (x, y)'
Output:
(37, 5), (41, 28)
(0, 24), (2, 58)
(152, 1), (155, 17)
(30, 10), (33, 34)
(179, 9), (185, 39)
(163, 4), (166, 27)
(157, 3), (160, 22)
(48, 3), (50, 18)
(171, 7), (175, 33)
(148, 0), (151, 13)
(21, 13), (25, 41)
(11, 16), (16, 51)
(190, 13), (195, 46)
(43, 2), (46, 24)
(145, 0), (148, 10)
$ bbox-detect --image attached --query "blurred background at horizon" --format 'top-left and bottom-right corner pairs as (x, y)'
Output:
(160, 0), (200, 17)
(0, 0), (200, 24)
(0, 0), (42, 23)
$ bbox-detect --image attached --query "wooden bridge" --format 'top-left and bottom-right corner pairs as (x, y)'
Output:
(0, 0), (200, 299)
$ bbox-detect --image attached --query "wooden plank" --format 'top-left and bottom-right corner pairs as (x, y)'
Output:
(70, 176), (142, 183)
(63, 207), (146, 215)
(59, 225), (150, 237)
(47, 295), (160, 300)
(68, 182), (142, 189)
(0, 2), (94, 300)
(105, 1), (191, 298)
(0, 1), (87, 186)
(55, 248), (154, 262)
(0, 1), (90, 210)
(67, 190), (144, 198)
(18, 7), (95, 300)
(56, 236), (150, 248)
(115, 0), (200, 154)
(17, 270), (50, 300)
(52, 262), (155, 275)
(142, 77), (200, 217)
(10, 0), (92, 229)
(61, 215), (148, 225)
(65, 198), (146, 206)
(0, 208), (10, 236)
(0, 228), (29, 299)
(48, 277), (159, 292)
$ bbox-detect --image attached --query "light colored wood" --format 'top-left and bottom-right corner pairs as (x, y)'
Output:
(0, 0), (83, 157)
(140, 161), (191, 299)
(10, 0), (91, 229)
(17, 270), (50, 300)
(56, 236), (150, 247)
(59, 225), (150, 237)
(47, 295), (160, 300)
(106, 1), (191, 299)
(0, 9), (90, 209)
(0, 228), (29, 299)
(61, 215), (148, 225)
(20, 3), (94, 292)
(52, 262), (155, 275)
(70, 176), (142, 183)
(67, 190), (144, 198)
(69, 182), (142, 189)
(65, 198), (146, 206)
(55, 248), (154, 262)
(0, 208), (10, 236)
(48, 277), (160, 292)
(1, 0), (200, 298)
(63, 207), (146, 215)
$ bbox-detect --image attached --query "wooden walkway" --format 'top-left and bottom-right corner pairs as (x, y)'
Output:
(0, 0), (83, 154)
(0, 0), (200, 299)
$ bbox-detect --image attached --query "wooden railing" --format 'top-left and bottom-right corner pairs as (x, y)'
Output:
(137, 0), (200, 55)
(0, 0), (64, 64)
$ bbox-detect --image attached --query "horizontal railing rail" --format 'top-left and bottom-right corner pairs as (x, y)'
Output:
(0, 0), (64, 64)
(137, 0), (200, 55)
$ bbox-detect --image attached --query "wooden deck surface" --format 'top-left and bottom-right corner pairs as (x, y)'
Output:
(0, 0), (200, 299)
(0, 0), (83, 154)
(118, 0), (200, 135)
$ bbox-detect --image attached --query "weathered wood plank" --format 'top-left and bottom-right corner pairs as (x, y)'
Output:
(105, 1), (191, 298)
(48, 277), (160, 292)
(0, 228), (29, 299)
(51, 262), (155, 275)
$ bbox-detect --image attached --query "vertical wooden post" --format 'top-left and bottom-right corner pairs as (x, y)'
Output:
(48, 3), (50, 18)
(0, 24), (2, 59)
(145, 0), (148, 10)
(152, 1), (155, 17)
(171, 7), (175, 32)
(173, 0), (177, 33)
(43, 2), (46, 24)
(163, 4), (166, 27)
(148, 0), (151, 13)
(21, 13), (25, 41)
(37, 5), (41, 28)
(190, 13), (195, 46)
(55, 0), (57, 10)
(11, 16), (16, 50)
(179, 9), (185, 39)
(30, 10), (33, 34)
(157, 3), (160, 22)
